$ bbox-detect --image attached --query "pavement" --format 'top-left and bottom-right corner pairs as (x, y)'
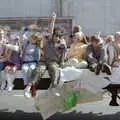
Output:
(0, 90), (120, 120)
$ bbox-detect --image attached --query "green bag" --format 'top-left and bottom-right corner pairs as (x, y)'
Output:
(63, 91), (80, 111)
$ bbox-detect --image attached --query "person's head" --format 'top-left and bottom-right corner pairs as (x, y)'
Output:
(73, 25), (82, 34)
(30, 32), (44, 46)
(114, 32), (120, 42)
(30, 33), (38, 44)
(105, 35), (114, 43)
(73, 32), (87, 44)
(52, 27), (64, 42)
(91, 35), (101, 47)
(36, 33), (44, 48)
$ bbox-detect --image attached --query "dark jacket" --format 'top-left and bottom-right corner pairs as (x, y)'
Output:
(44, 40), (66, 64)
(86, 44), (105, 65)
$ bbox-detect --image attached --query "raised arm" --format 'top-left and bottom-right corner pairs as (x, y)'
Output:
(48, 12), (56, 39)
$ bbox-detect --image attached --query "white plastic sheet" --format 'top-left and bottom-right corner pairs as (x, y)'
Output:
(60, 67), (112, 93)
(60, 67), (84, 83)
(35, 88), (65, 119)
(64, 58), (88, 68)
(80, 69), (111, 93)
(108, 68), (120, 84)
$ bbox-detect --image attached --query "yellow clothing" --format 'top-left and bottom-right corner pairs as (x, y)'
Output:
(67, 42), (87, 61)
(115, 41), (120, 59)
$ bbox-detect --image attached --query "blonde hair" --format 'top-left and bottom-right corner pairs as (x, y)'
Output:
(74, 32), (85, 43)
(106, 35), (114, 43)
(31, 32), (44, 49)
(36, 34), (44, 49)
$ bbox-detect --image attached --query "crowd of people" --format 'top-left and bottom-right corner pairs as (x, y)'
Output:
(0, 13), (120, 99)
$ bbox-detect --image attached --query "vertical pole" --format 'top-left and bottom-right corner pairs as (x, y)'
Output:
(59, 0), (62, 17)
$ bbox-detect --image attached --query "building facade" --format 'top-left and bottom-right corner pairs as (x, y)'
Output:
(0, 0), (119, 35)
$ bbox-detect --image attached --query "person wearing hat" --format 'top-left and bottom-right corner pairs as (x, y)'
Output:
(86, 35), (111, 75)
(67, 32), (88, 60)
(65, 31), (88, 68)
(72, 25), (88, 44)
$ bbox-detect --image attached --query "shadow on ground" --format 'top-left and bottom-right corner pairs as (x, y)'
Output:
(48, 111), (120, 120)
(0, 109), (43, 120)
(0, 109), (120, 120)
(13, 78), (51, 90)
